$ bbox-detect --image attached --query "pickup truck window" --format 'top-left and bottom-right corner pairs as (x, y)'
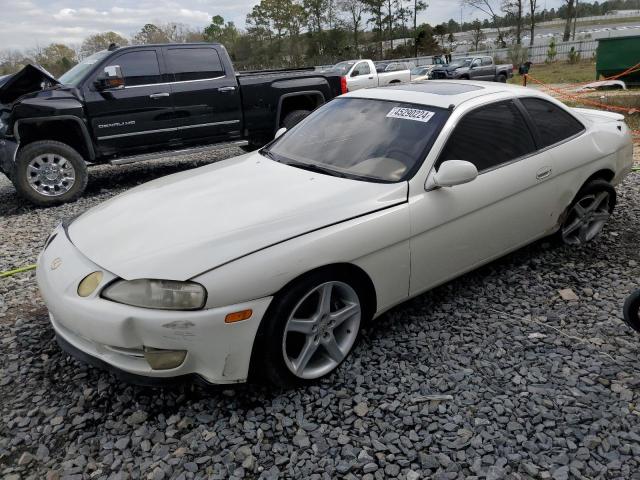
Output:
(110, 50), (162, 87)
(166, 48), (225, 81)
(355, 62), (371, 75)
(520, 97), (585, 148)
(437, 100), (536, 172)
(331, 61), (356, 75)
(264, 98), (450, 182)
(482, 57), (492, 66)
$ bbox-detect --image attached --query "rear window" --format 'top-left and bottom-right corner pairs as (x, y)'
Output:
(166, 48), (225, 82)
(520, 97), (585, 148)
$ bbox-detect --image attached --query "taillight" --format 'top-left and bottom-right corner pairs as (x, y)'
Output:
(340, 76), (348, 94)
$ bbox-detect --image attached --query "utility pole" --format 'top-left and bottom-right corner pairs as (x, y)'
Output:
(572, 0), (578, 41)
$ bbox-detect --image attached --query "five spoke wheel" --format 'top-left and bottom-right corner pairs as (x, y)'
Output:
(282, 281), (361, 379)
(561, 190), (611, 246)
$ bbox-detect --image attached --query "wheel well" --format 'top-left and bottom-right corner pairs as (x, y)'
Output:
(16, 120), (91, 161)
(585, 169), (615, 184)
(389, 79), (401, 84)
(280, 263), (377, 321)
(279, 94), (324, 127)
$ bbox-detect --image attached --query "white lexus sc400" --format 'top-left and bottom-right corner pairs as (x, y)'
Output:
(37, 81), (634, 386)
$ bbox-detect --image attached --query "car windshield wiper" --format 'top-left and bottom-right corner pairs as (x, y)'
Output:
(282, 160), (348, 178)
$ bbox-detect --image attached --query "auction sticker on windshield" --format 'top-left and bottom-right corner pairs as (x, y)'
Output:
(386, 107), (435, 123)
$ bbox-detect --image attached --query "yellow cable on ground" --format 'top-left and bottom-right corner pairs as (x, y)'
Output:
(0, 264), (37, 278)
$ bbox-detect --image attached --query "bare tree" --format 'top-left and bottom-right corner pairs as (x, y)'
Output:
(462, 0), (506, 47)
(528, 0), (538, 46)
(502, 0), (524, 44)
(470, 19), (486, 51)
(413, 0), (428, 57)
(562, 0), (575, 42)
(339, 0), (366, 53)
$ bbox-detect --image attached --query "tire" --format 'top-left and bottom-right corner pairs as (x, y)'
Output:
(623, 289), (640, 333)
(497, 73), (507, 83)
(459, 75), (469, 80)
(558, 179), (616, 246)
(282, 110), (310, 130)
(251, 270), (367, 387)
(13, 140), (88, 207)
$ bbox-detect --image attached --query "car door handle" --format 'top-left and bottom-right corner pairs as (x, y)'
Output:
(218, 86), (236, 93)
(536, 167), (552, 180)
(149, 93), (170, 99)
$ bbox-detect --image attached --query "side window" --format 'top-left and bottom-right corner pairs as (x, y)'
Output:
(166, 48), (225, 82)
(472, 58), (481, 67)
(357, 62), (371, 75)
(110, 50), (161, 86)
(437, 100), (536, 172)
(482, 57), (492, 66)
(520, 97), (585, 148)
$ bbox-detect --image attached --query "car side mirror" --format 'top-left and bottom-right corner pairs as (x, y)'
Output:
(351, 70), (360, 77)
(95, 65), (124, 90)
(426, 160), (478, 190)
(275, 127), (287, 139)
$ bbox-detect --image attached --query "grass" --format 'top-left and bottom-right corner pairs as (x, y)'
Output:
(509, 61), (598, 85)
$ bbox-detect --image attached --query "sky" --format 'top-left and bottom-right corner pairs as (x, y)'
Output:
(0, 0), (567, 51)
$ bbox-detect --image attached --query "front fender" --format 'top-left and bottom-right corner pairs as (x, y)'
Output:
(193, 203), (411, 316)
(0, 138), (18, 178)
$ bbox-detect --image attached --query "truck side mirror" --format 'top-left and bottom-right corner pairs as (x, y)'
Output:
(95, 65), (124, 90)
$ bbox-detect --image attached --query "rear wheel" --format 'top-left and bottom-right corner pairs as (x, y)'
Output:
(282, 110), (310, 130)
(13, 140), (88, 206)
(497, 73), (507, 83)
(559, 179), (616, 246)
(252, 271), (365, 387)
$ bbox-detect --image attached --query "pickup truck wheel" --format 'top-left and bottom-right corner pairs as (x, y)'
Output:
(282, 110), (310, 130)
(623, 289), (640, 333)
(13, 140), (88, 206)
(497, 73), (507, 83)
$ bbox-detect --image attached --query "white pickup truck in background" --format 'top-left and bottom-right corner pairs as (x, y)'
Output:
(327, 59), (412, 91)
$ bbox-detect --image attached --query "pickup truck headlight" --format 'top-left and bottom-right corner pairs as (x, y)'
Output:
(0, 118), (7, 136)
(102, 279), (207, 310)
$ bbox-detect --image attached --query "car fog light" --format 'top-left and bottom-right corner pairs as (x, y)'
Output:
(143, 347), (187, 370)
(77, 271), (103, 297)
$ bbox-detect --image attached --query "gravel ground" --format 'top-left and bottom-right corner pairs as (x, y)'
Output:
(1, 148), (639, 480)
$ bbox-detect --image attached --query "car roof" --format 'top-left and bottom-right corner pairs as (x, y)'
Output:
(344, 80), (545, 109)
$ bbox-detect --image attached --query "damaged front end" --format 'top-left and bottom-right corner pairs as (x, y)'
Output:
(0, 64), (60, 177)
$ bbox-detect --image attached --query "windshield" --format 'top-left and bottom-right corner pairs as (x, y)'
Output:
(450, 58), (472, 69)
(263, 98), (449, 182)
(331, 61), (356, 75)
(59, 50), (110, 86)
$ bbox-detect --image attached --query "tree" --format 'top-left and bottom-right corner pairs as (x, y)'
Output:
(80, 32), (129, 58)
(433, 24), (447, 49)
(35, 43), (77, 76)
(562, 0), (575, 42)
(133, 24), (170, 44)
(339, 0), (366, 53)
(412, 0), (428, 57)
(384, 0), (395, 50)
(363, 0), (385, 58)
(203, 15), (225, 41)
(470, 20), (486, 51)
(447, 32), (456, 52)
(502, 0), (524, 45)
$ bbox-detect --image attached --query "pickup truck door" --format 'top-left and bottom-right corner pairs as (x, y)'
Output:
(469, 58), (483, 79)
(84, 48), (177, 156)
(348, 61), (376, 91)
(163, 46), (242, 143)
(480, 57), (495, 80)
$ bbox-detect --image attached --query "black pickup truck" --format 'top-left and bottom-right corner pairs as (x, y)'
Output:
(0, 43), (345, 205)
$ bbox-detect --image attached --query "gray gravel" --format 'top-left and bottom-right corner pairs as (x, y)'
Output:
(1, 151), (639, 479)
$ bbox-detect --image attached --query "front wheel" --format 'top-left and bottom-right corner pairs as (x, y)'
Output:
(13, 140), (88, 206)
(559, 179), (616, 246)
(252, 271), (365, 387)
(623, 290), (640, 333)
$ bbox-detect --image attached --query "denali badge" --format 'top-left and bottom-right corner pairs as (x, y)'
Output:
(50, 257), (62, 270)
(98, 120), (136, 129)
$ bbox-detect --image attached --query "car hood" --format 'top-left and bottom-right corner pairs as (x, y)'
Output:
(0, 64), (60, 105)
(68, 152), (408, 281)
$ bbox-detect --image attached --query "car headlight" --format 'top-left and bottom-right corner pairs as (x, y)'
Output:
(0, 118), (7, 136)
(102, 279), (207, 310)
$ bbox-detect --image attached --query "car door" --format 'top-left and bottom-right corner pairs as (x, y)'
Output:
(84, 48), (177, 156)
(408, 99), (561, 295)
(163, 46), (242, 144)
(348, 61), (375, 90)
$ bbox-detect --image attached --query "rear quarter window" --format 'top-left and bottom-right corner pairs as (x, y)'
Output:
(520, 97), (585, 148)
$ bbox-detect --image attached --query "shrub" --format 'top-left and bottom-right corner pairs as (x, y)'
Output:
(546, 38), (557, 63)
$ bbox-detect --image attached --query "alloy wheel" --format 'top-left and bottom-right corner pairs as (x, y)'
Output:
(282, 281), (361, 379)
(561, 191), (611, 246)
(27, 153), (76, 197)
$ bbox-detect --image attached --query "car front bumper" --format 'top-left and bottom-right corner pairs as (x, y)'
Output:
(36, 225), (273, 385)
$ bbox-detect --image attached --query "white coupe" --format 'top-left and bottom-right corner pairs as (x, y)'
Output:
(37, 81), (634, 387)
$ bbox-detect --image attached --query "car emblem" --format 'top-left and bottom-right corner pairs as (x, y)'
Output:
(50, 258), (62, 270)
